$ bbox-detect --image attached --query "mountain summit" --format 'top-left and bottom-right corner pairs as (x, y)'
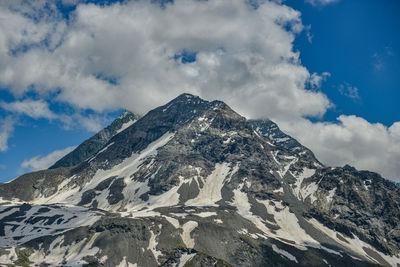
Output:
(0, 94), (399, 266)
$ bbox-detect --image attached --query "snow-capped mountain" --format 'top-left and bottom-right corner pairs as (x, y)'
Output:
(0, 94), (399, 266)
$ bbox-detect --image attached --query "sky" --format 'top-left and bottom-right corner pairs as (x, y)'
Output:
(0, 0), (399, 182)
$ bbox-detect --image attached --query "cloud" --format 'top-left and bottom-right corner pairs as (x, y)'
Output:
(309, 72), (330, 89)
(70, 113), (109, 132)
(305, 0), (339, 6)
(0, 99), (104, 133)
(338, 82), (360, 99)
(372, 46), (394, 72)
(20, 145), (77, 172)
(58, 112), (114, 133)
(304, 25), (313, 43)
(0, 0), (330, 122)
(0, 116), (15, 152)
(0, 99), (57, 119)
(278, 116), (400, 181)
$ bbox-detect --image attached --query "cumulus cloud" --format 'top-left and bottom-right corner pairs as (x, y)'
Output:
(0, 99), (105, 133)
(0, 117), (15, 152)
(278, 116), (400, 180)
(20, 145), (77, 172)
(0, 0), (330, 121)
(0, 99), (57, 119)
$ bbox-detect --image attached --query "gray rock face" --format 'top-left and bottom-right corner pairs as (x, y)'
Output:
(250, 119), (320, 164)
(0, 93), (398, 266)
(0, 167), (71, 201)
(304, 167), (400, 256)
(50, 110), (140, 169)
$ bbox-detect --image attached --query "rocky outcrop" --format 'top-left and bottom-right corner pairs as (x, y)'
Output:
(50, 110), (139, 169)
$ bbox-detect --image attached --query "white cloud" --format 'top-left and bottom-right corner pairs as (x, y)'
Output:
(58, 113), (113, 133)
(20, 145), (77, 172)
(0, 99), (109, 133)
(309, 72), (330, 89)
(0, 0), (330, 121)
(0, 116), (15, 152)
(372, 46), (394, 72)
(0, 99), (57, 119)
(338, 82), (360, 99)
(305, 0), (339, 6)
(278, 116), (400, 181)
(72, 113), (109, 132)
(304, 25), (313, 43)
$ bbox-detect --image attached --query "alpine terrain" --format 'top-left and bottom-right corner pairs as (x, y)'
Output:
(0, 94), (399, 266)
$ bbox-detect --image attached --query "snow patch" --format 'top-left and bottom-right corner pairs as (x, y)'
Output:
(308, 218), (400, 266)
(116, 119), (137, 134)
(185, 163), (237, 207)
(181, 221), (198, 248)
(326, 188), (337, 203)
(273, 187), (284, 193)
(302, 182), (319, 204)
(292, 168), (316, 200)
(272, 244), (298, 263)
(128, 175), (183, 213)
(238, 228), (259, 239)
(0, 207), (19, 220)
(223, 137), (232, 144)
(271, 152), (298, 178)
(116, 256), (137, 267)
(177, 252), (196, 267)
(96, 142), (114, 156)
(214, 218), (223, 224)
(28, 234), (100, 266)
(148, 230), (162, 263)
(0, 204), (101, 247)
(0, 247), (17, 264)
(194, 211), (217, 218)
(35, 132), (175, 207)
(259, 199), (319, 249)
(164, 216), (180, 229)
(230, 184), (271, 236)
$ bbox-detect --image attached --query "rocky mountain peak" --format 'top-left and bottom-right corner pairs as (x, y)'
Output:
(0, 94), (400, 266)
(147, 93), (243, 128)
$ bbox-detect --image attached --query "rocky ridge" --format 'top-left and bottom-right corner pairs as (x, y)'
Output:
(50, 110), (139, 169)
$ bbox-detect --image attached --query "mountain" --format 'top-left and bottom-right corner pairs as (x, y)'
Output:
(50, 110), (140, 169)
(0, 94), (399, 266)
(249, 119), (321, 164)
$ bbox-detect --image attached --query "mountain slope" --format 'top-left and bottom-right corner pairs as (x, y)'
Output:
(0, 94), (399, 266)
(250, 119), (321, 164)
(50, 110), (139, 169)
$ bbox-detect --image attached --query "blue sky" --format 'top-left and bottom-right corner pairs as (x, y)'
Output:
(0, 0), (399, 182)
(288, 0), (400, 126)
